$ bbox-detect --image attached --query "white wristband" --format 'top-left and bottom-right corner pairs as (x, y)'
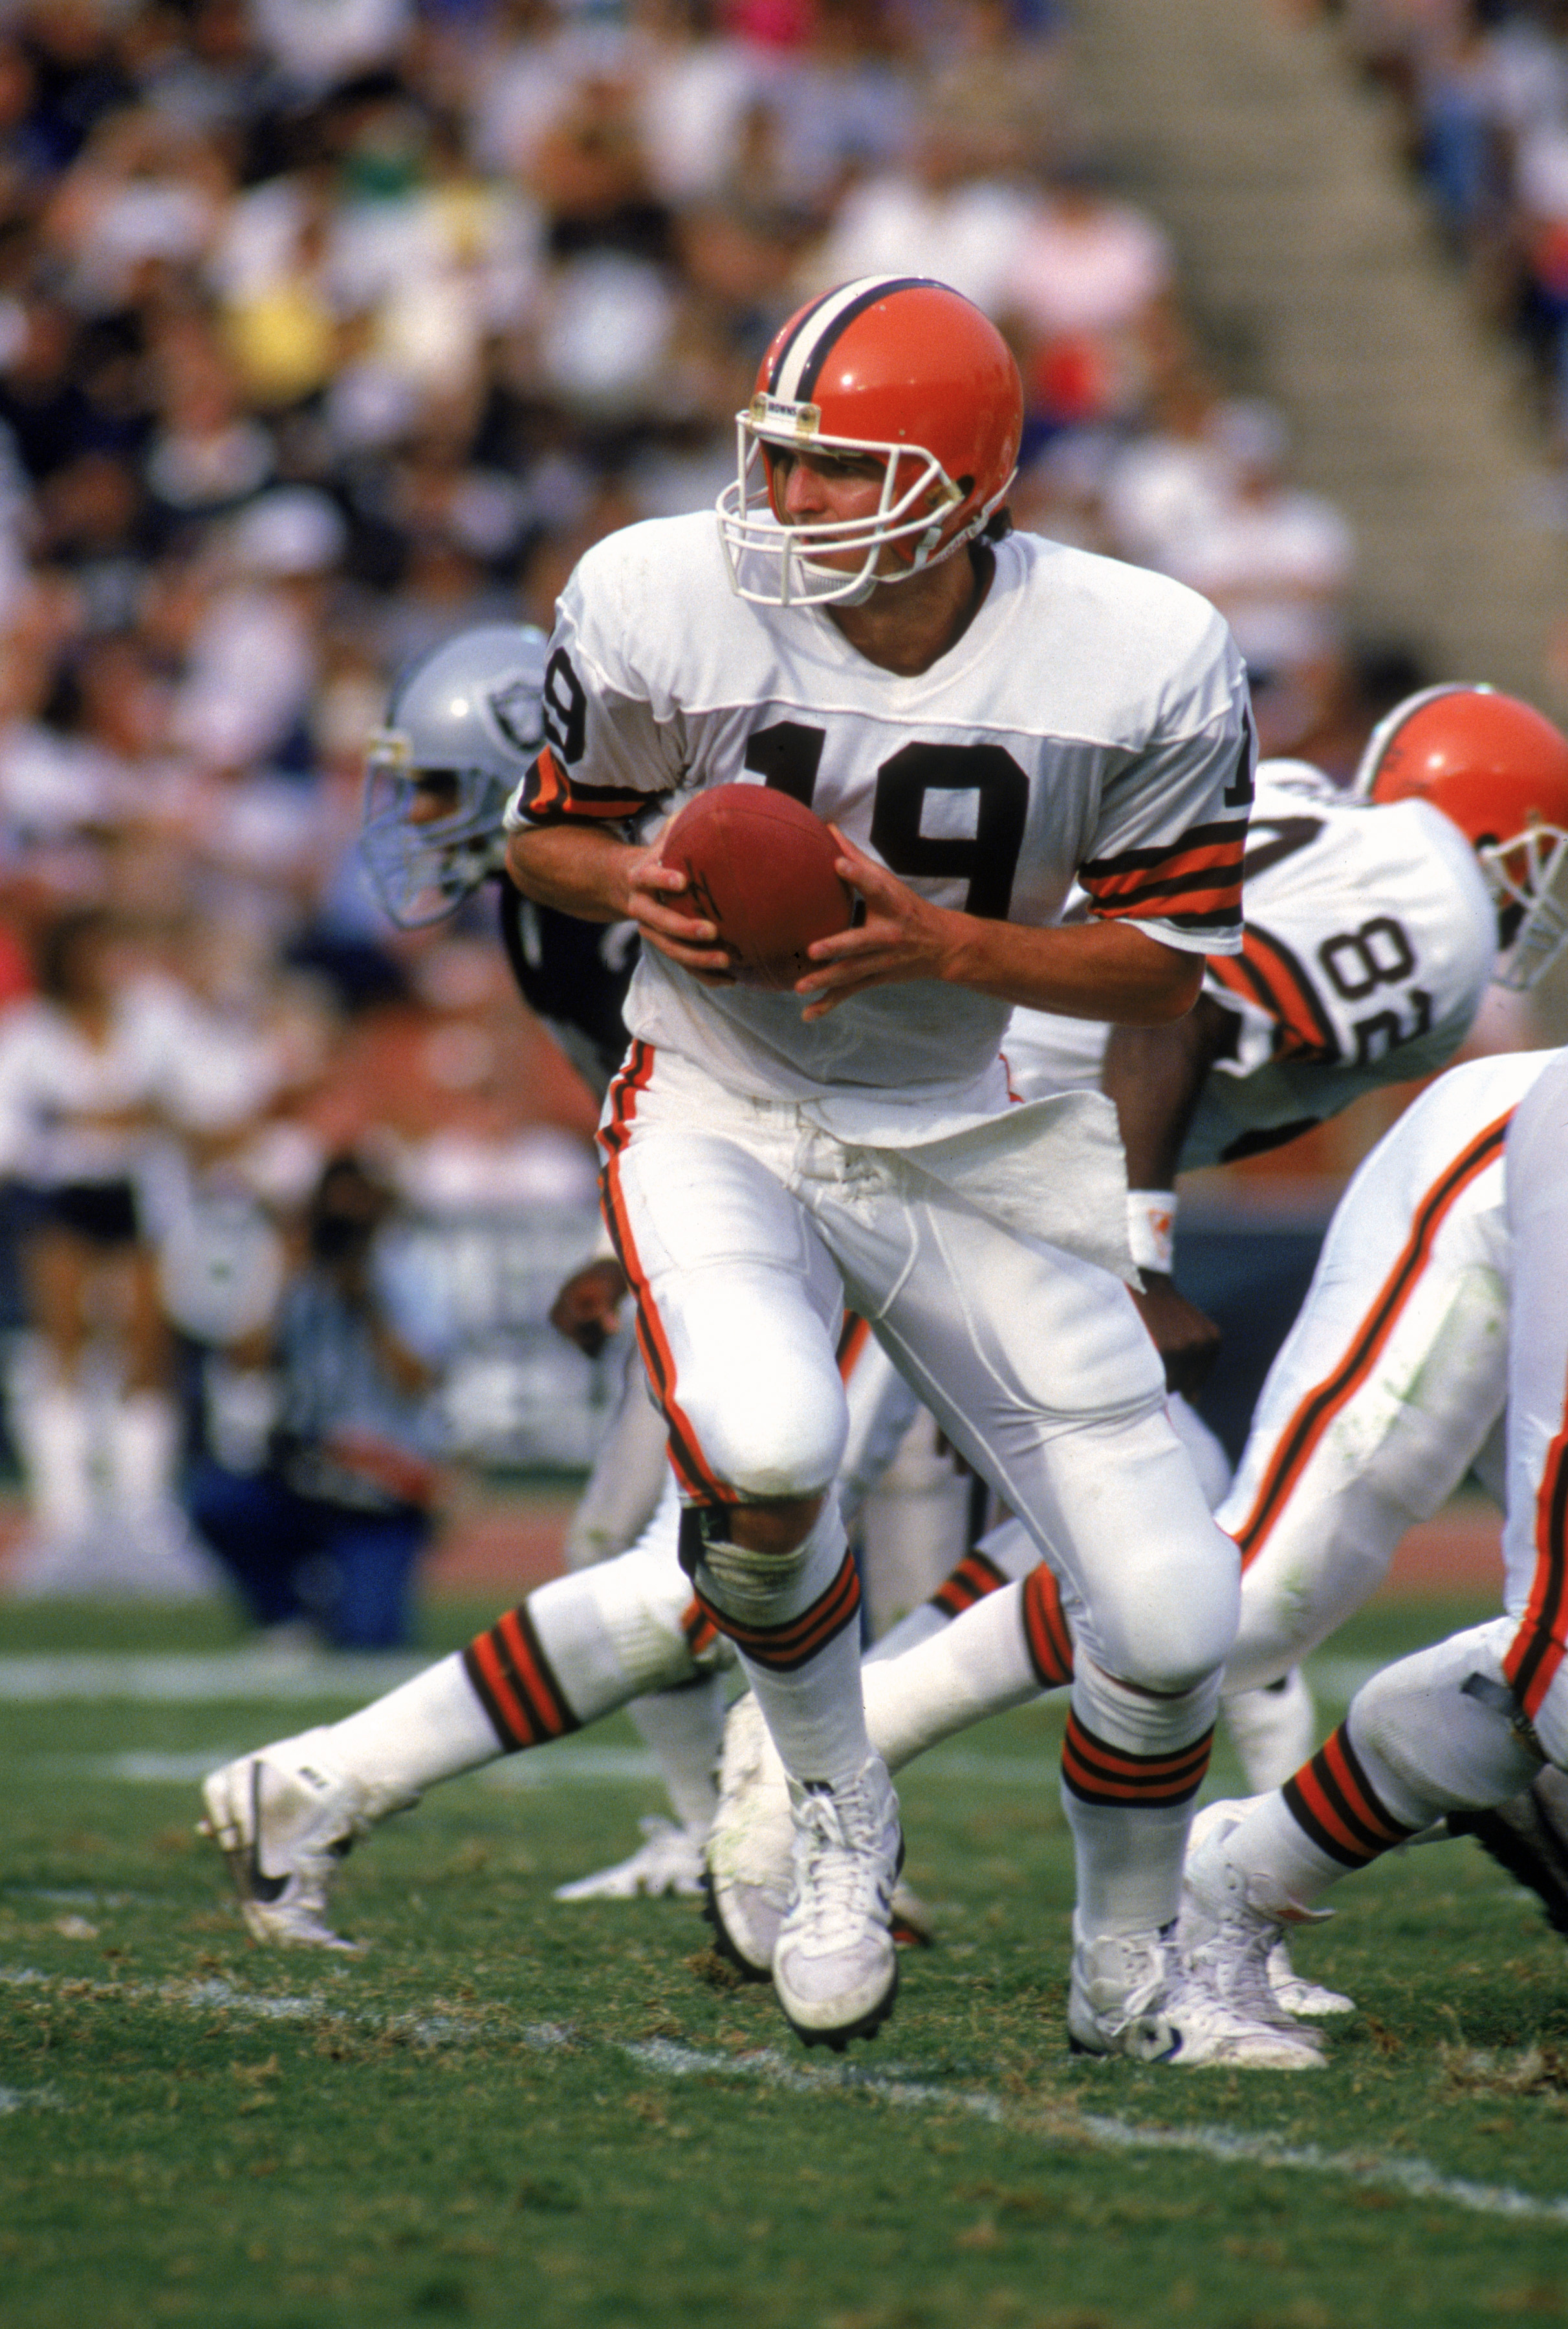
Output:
(1126, 1190), (1177, 1276)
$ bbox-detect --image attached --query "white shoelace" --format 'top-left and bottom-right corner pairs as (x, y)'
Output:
(790, 1786), (891, 1949)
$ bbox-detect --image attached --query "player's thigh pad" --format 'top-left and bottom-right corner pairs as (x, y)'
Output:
(1500, 1058), (1568, 1722)
(605, 1126), (848, 1502)
(1222, 1259), (1508, 1691)
(830, 1191), (1236, 1692)
(1349, 1617), (1543, 1824)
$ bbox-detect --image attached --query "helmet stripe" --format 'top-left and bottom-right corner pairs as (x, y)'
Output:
(772, 275), (941, 404)
(765, 285), (843, 397)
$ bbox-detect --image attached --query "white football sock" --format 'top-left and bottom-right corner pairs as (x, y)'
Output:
(626, 1678), (723, 1832)
(14, 1372), (94, 1536)
(529, 1543), (702, 1717)
(1222, 1668), (1318, 1793)
(322, 1653), (503, 1797)
(1063, 1659), (1221, 1939)
(739, 1617), (869, 1788)
(1063, 1797), (1196, 1938)
(104, 1388), (178, 1513)
(867, 1513), (1040, 1663)
(1213, 1787), (1350, 1913)
(862, 1584), (1040, 1769)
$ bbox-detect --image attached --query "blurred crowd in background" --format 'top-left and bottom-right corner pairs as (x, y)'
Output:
(0, 0), (1524, 1628)
(1320, 0), (1568, 461)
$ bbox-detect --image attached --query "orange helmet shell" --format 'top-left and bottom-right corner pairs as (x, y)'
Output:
(754, 277), (1023, 535)
(717, 276), (1023, 606)
(1357, 683), (1568, 989)
(1358, 683), (1568, 847)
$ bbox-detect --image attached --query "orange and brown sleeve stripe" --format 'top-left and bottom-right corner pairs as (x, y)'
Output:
(1021, 1565), (1075, 1689)
(695, 1550), (862, 1673)
(1079, 819), (1247, 935)
(1207, 926), (1341, 1063)
(514, 747), (653, 827)
(1504, 1381), (1568, 1721)
(463, 1602), (578, 1753)
(1282, 1723), (1417, 1867)
(1060, 1711), (1213, 1806)
(1231, 1111), (1514, 1569)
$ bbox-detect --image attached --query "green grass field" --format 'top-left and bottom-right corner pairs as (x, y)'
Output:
(4, 1586), (1568, 2329)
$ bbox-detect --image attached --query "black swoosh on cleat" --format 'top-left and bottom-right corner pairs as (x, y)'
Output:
(246, 1762), (291, 1903)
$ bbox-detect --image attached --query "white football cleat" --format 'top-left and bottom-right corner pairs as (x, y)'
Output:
(772, 1755), (902, 2050)
(198, 1730), (415, 1949)
(704, 1690), (792, 1978)
(553, 1816), (707, 1901)
(1067, 1920), (1324, 2070)
(704, 1693), (935, 1974)
(1186, 1796), (1355, 2017)
(1265, 1939), (1355, 2017)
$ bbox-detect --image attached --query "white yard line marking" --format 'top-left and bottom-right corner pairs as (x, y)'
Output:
(0, 1652), (1379, 1714)
(0, 1964), (498, 2051)
(0, 1652), (426, 1702)
(1075, 2114), (1568, 2224)
(623, 2036), (1005, 2120)
(620, 2037), (1568, 2224)
(5, 1963), (1565, 2224)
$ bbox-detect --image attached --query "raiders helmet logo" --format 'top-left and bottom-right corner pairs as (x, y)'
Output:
(490, 677), (545, 756)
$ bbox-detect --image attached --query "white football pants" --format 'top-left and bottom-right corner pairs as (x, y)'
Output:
(599, 1044), (1237, 1701)
(1218, 1050), (1554, 1694)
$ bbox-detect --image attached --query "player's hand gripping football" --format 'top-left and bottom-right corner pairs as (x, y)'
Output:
(795, 829), (959, 1020)
(622, 842), (737, 983)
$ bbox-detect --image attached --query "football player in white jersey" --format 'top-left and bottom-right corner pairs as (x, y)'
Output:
(1180, 1046), (1568, 2048)
(489, 273), (1306, 2065)
(948, 683), (1568, 1788)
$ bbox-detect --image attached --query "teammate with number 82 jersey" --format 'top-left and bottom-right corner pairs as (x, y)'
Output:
(1004, 754), (1495, 1167)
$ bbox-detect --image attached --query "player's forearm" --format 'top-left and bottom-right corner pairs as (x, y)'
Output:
(1102, 996), (1234, 1186)
(942, 917), (1203, 1024)
(505, 823), (638, 924)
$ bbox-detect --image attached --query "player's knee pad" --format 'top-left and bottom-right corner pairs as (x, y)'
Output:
(688, 1373), (845, 1504)
(1346, 1622), (1541, 1825)
(679, 1496), (845, 1628)
(1073, 1655), (1222, 1763)
(661, 1273), (847, 1501)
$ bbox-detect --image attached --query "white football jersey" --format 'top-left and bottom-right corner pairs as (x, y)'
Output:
(506, 512), (1252, 1116)
(1003, 760), (1496, 1169)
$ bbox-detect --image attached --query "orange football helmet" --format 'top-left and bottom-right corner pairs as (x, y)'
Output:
(1355, 683), (1568, 990)
(716, 275), (1023, 607)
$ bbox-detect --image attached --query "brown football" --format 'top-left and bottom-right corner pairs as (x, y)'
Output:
(658, 785), (855, 991)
